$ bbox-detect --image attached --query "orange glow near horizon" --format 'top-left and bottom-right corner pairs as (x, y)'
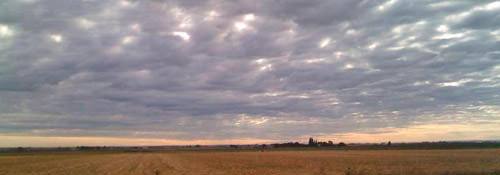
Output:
(2, 123), (499, 147)
(0, 136), (277, 147)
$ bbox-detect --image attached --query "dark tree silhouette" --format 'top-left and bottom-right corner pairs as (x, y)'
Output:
(308, 137), (315, 146)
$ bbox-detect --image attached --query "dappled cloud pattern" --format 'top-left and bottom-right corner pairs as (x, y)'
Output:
(0, 0), (499, 146)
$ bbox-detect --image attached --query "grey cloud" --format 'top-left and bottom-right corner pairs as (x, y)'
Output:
(1, 0), (499, 141)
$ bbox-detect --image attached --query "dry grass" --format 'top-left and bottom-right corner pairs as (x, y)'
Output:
(0, 149), (499, 175)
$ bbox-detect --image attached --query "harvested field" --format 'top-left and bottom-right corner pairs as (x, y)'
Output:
(0, 149), (499, 175)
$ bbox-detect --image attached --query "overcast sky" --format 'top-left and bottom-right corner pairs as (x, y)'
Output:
(1, 0), (500, 147)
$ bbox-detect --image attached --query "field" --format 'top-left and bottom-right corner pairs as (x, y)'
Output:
(1, 149), (499, 175)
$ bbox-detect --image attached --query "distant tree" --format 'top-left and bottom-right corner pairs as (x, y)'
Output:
(338, 142), (346, 147)
(271, 142), (304, 148)
(308, 137), (315, 146)
(387, 141), (391, 146)
(229, 145), (239, 149)
(328, 140), (334, 145)
(261, 144), (267, 148)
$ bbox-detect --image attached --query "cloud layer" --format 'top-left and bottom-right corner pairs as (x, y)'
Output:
(1, 0), (499, 144)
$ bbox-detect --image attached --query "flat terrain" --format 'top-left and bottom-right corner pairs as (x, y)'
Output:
(0, 149), (499, 175)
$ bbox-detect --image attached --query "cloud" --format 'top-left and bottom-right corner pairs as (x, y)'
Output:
(0, 0), (499, 145)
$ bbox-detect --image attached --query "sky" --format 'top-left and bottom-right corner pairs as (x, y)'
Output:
(0, 0), (500, 147)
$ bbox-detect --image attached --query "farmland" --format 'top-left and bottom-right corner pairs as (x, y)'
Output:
(1, 149), (499, 175)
